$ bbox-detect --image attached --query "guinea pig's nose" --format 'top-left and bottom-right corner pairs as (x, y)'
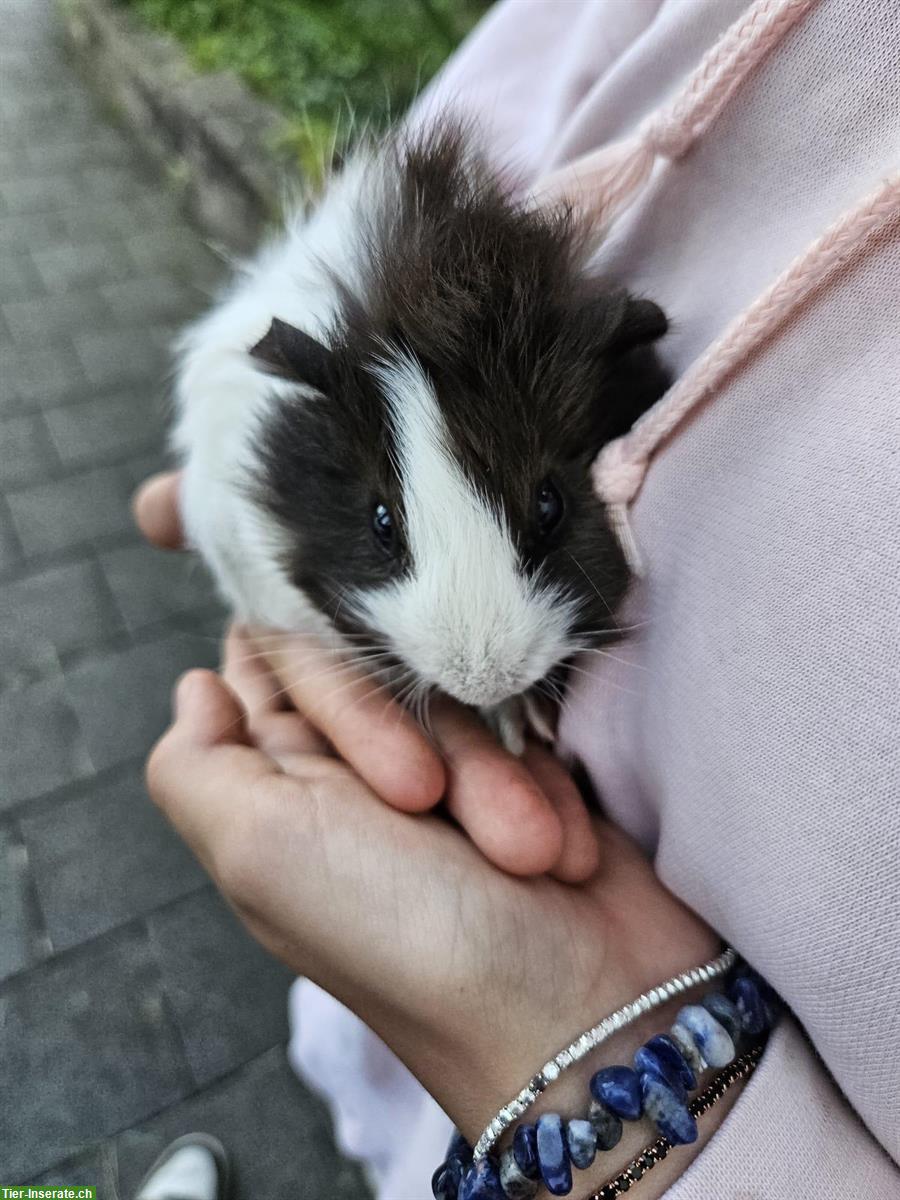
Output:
(438, 660), (526, 708)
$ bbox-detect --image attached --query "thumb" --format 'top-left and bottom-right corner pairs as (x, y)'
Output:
(170, 668), (252, 747)
(133, 470), (185, 549)
(147, 670), (280, 873)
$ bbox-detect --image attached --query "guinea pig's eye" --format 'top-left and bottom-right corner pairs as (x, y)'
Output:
(372, 502), (396, 554)
(535, 478), (565, 537)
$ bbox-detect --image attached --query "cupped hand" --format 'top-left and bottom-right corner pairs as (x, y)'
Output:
(134, 471), (600, 881)
(147, 658), (719, 1149)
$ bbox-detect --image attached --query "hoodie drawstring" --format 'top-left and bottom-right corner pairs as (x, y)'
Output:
(596, 174), (900, 572)
(532, 0), (900, 575)
(533, 0), (819, 227)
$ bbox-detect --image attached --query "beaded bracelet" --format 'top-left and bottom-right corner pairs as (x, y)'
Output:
(475, 948), (736, 1162)
(586, 1042), (764, 1200)
(433, 961), (779, 1200)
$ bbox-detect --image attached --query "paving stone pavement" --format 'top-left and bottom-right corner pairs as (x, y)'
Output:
(0, 2), (370, 1194)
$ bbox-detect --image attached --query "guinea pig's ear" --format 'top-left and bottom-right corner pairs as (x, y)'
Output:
(249, 317), (334, 394)
(603, 294), (668, 357)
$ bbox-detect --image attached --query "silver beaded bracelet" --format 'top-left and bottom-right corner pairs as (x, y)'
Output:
(472, 946), (736, 1162)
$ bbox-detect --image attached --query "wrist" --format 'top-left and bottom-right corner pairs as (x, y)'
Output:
(437, 952), (776, 1200)
(477, 1009), (746, 1200)
(447, 932), (723, 1143)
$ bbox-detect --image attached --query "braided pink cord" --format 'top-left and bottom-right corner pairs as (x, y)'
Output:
(645, 0), (819, 156)
(594, 172), (900, 525)
(533, 0), (818, 225)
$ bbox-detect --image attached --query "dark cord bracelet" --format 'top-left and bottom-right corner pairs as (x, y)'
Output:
(441, 962), (778, 1200)
(585, 1042), (764, 1200)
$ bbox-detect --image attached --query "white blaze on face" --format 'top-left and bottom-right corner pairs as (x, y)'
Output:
(358, 351), (575, 707)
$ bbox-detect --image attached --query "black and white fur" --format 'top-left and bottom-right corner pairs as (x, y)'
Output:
(173, 124), (668, 751)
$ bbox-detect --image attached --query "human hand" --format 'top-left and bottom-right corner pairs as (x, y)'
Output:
(147, 656), (723, 1197)
(134, 471), (600, 881)
(141, 472), (734, 1195)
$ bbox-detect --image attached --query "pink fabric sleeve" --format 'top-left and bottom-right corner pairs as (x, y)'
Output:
(667, 1019), (899, 1197)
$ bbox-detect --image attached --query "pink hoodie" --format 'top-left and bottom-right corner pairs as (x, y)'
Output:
(289, 2), (900, 1195)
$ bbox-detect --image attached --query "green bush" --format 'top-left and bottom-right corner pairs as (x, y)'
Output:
(117, 0), (489, 178)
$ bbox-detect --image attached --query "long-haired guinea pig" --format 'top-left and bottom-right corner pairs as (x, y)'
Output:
(172, 122), (668, 752)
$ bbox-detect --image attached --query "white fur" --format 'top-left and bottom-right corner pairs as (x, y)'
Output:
(358, 352), (575, 708)
(174, 144), (576, 735)
(172, 156), (374, 638)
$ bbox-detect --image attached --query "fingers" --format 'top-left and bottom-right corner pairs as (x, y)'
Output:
(431, 696), (566, 877)
(148, 670), (280, 871)
(223, 625), (329, 759)
(262, 635), (446, 813)
(223, 625), (286, 715)
(133, 471), (184, 549)
(520, 745), (600, 883)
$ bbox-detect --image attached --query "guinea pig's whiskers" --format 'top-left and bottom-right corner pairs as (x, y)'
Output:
(573, 646), (649, 672)
(421, 687), (437, 741)
(321, 662), (398, 700)
(538, 676), (566, 705)
(389, 672), (420, 718)
(234, 651), (393, 720)
(388, 671), (438, 737)
(564, 550), (624, 631)
(564, 660), (640, 700)
(337, 680), (399, 725)
(574, 619), (650, 638)
(408, 680), (437, 740)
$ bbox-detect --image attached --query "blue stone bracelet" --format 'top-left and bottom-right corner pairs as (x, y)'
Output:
(473, 948), (736, 1163)
(438, 963), (778, 1200)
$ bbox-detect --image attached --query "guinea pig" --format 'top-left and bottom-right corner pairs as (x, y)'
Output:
(172, 122), (668, 753)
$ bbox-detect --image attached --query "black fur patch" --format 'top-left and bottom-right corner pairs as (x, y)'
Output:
(254, 123), (668, 653)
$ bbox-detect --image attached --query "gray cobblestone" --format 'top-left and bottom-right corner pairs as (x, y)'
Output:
(0, 172), (89, 216)
(115, 1048), (368, 1200)
(0, 676), (94, 809)
(60, 194), (180, 243)
(6, 462), (135, 556)
(100, 541), (219, 632)
(0, 498), (23, 575)
(3, 287), (111, 343)
(63, 631), (219, 773)
(32, 238), (137, 294)
(0, 923), (192, 1181)
(0, 411), (59, 487)
(0, 823), (41, 981)
(79, 162), (150, 201)
(0, 251), (45, 303)
(74, 325), (171, 389)
(0, 558), (124, 667)
(102, 273), (205, 326)
(0, 342), (88, 412)
(44, 389), (167, 468)
(148, 889), (293, 1087)
(20, 768), (207, 952)
(24, 129), (136, 171)
(30, 1146), (116, 1194)
(0, 209), (69, 254)
(125, 225), (226, 287)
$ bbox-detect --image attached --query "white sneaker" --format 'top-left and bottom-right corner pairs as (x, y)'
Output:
(134, 1133), (230, 1200)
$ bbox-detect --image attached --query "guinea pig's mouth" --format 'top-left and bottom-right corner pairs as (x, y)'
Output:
(434, 681), (495, 708)
(330, 611), (571, 718)
(432, 659), (571, 713)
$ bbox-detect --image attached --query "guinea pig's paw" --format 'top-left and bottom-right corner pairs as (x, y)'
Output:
(480, 697), (527, 757)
